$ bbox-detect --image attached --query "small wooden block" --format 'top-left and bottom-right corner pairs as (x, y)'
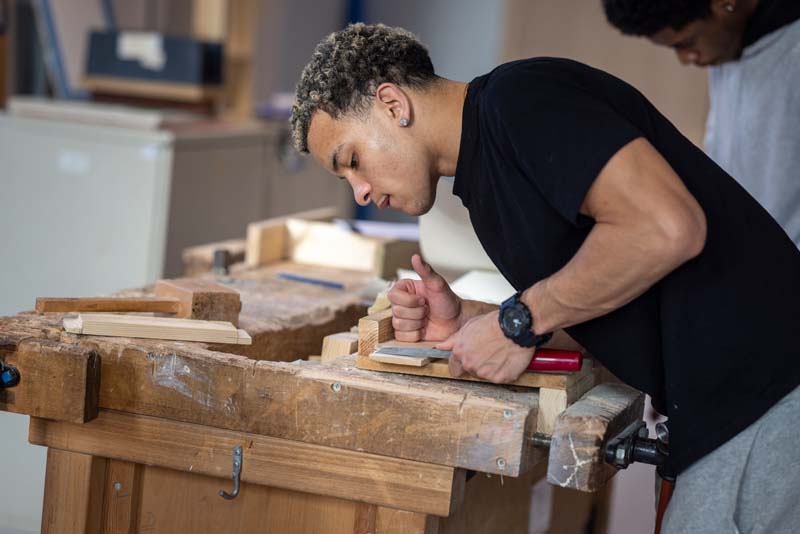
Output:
(0, 340), (100, 423)
(546, 383), (645, 492)
(321, 331), (359, 362)
(358, 309), (394, 357)
(154, 278), (241, 326)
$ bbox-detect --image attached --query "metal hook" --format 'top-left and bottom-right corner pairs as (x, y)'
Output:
(219, 445), (243, 500)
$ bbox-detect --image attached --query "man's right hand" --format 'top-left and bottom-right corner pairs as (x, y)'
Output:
(388, 254), (463, 342)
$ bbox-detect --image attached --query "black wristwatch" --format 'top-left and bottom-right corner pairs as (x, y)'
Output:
(498, 292), (552, 348)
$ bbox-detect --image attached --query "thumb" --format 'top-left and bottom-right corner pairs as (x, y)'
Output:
(435, 332), (456, 351)
(411, 254), (445, 290)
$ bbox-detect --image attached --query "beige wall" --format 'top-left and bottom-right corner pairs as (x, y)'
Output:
(503, 0), (709, 145)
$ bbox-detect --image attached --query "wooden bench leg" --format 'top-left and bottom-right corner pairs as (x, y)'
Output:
(41, 448), (106, 534)
(102, 460), (144, 534)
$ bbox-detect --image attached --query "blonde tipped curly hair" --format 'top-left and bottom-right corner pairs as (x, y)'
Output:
(290, 23), (437, 153)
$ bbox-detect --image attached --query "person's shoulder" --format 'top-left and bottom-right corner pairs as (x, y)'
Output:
(483, 58), (595, 94)
(476, 58), (598, 121)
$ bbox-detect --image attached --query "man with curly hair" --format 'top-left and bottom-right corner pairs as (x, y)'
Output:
(291, 23), (800, 533)
(603, 0), (800, 250)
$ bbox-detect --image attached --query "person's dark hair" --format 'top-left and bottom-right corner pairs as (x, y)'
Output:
(602, 0), (712, 36)
(291, 23), (437, 153)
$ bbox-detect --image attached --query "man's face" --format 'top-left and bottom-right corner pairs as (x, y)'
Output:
(650, 15), (743, 67)
(306, 106), (439, 216)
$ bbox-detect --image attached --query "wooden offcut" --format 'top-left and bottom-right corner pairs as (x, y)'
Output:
(320, 331), (359, 362)
(63, 314), (252, 345)
(245, 209), (419, 279)
(245, 206), (341, 267)
(37, 278), (242, 325)
(546, 383), (645, 492)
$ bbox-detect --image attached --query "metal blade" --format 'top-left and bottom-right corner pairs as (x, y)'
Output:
(373, 346), (452, 360)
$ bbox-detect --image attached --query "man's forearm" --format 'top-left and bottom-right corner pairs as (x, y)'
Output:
(522, 219), (703, 335)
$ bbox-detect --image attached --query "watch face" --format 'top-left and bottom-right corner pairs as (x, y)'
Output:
(501, 306), (527, 335)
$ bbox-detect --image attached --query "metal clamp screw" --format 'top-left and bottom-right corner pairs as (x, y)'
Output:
(496, 457), (507, 470)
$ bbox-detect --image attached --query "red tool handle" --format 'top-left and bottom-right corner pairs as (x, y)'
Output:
(528, 348), (583, 373)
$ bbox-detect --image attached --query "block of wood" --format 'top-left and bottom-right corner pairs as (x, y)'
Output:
(63, 314), (251, 345)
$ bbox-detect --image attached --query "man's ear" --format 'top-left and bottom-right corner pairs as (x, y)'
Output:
(710, 0), (738, 18)
(375, 83), (412, 126)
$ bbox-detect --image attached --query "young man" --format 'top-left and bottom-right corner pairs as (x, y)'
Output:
(603, 0), (800, 249)
(291, 23), (800, 532)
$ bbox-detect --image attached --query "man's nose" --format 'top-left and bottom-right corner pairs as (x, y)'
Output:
(676, 49), (700, 66)
(351, 179), (371, 206)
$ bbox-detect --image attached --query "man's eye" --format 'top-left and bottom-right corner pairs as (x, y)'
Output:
(350, 154), (358, 170)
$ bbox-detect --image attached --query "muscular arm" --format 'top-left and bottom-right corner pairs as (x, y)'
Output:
(523, 137), (707, 334)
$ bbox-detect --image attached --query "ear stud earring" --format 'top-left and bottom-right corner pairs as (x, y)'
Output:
(399, 118), (409, 127)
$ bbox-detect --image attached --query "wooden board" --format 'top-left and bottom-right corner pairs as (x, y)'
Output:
(357, 311), (594, 391)
(83, 75), (221, 103)
(244, 209), (418, 278)
(547, 383), (645, 492)
(245, 206), (341, 268)
(63, 314), (252, 345)
(0, 338), (99, 423)
(30, 410), (464, 516)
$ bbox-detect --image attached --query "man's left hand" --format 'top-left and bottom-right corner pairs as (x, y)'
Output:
(436, 310), (534, 384)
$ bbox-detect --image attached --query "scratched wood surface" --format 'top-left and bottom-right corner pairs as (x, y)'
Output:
(0, 262), (545, 475)
(91, 260), (373, 361)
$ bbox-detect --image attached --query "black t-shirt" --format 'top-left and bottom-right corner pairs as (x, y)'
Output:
(453, 58), (800, 475)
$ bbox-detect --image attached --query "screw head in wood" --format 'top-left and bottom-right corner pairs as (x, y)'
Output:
(496, 458), (507, 470)
(503, 409), (513, 419)
(331, 382), (342, 392)
(113, 482), (122, 492)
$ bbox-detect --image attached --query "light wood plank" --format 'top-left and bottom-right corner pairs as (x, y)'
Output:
(29, 410), (464, 516)
(63, 314), (251, 345)
(41, 448), (106, 534)
(83, 75), (221, 102)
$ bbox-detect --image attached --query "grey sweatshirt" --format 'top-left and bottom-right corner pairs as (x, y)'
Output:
(705, 19), (800, 248)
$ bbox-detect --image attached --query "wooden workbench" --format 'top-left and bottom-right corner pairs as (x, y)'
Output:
(0, 260), (639, 533)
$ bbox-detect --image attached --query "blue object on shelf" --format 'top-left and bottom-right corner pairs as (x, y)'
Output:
(277, 273), (345, 290)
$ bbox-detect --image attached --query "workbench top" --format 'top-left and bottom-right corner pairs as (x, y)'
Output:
(0, 262), (545, 477)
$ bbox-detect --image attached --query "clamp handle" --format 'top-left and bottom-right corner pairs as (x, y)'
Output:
(0, 361), (20, 389)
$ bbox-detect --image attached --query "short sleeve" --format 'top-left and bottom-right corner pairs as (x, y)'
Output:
(486, 62), (642, 226)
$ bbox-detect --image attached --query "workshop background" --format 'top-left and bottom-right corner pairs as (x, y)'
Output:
(0, 1), (707, 533)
